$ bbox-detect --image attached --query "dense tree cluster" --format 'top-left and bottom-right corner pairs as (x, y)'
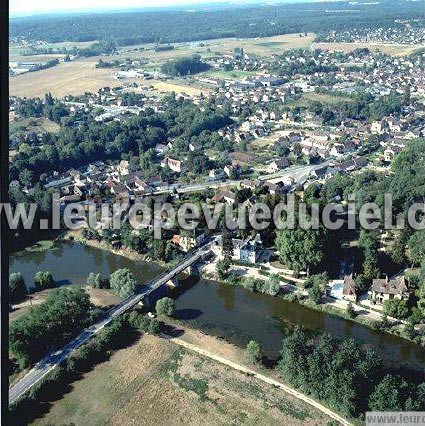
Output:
(277, 327), (425, 417)
(10, 288), (93, 368)
(161, 54), (210, 76)
(109, 268), (138, 297)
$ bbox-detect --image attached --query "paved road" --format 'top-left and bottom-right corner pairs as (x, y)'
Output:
(150, 162), (330, 196)
(9, 242), (213, 405)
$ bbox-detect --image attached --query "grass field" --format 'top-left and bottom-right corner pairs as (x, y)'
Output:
(289, 91), (354, 109)
(9, 57), (123, 98)
(32, 331), (330, 425)
(313, 41), (423, 57)
(148, 80), (209, 96)
(10, 117), (60, 134)
(121, 33), (316, 61)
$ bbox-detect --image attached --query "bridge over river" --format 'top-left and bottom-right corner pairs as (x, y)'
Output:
(9, 241), (214, 405)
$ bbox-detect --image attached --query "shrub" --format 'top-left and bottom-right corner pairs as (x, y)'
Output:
(34, 271), (55, 290)
(155, 297), (175, 316)
(9, 272), (27, 304)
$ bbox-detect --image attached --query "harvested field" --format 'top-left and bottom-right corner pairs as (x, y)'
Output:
(32, 331), (331, 425)
(121, 33), (315, 61)
(9, 57), (125, 98)
(148, 80), (208, 97)
(313, 42), (423, 57)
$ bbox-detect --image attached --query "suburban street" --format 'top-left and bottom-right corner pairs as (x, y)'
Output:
(151, 161), (331, 196)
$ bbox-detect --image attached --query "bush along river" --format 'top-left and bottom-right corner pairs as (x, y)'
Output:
(10, 241), (425, 372)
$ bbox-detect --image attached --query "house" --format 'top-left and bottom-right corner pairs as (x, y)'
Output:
(171, 230), (206, 252)
(233, 234), (262, 264)
(117, 160), (130, 175)
(342, 275), (358, 302)
(208, 169), (225, 180)
(329, 276), (357, 302)
(311, 166), (336, 180)
(268, 157), (289, 173)
(383, 145), (404, 162)
(212, 190), (236, 204)
(155, 143), (169, 155)
(189, 141), (202, 152)
(224, 164), (240, 178)
(370, 119), (389, 135)
(239, 179), (261, 191)
(161, 157), (185, 173)
(369, 276), (410, 305)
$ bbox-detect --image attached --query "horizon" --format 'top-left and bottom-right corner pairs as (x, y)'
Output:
(10, 0), (342, 18)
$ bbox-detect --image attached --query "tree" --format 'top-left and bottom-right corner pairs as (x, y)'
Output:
(383, 299), (409, 320)
(346, 302), (356, 319)
(148, 319), (161, 335)
(109, 269), (137, 297)
(10, 287), (92, 368)
(276, 224), (328, 275)
(221, 228), (234, 261)
(264, 275), (281, 296)
(407, 231), (425, 266)
(155, 297), (175, 316)
(86, 272), (102, 289)
(9, 273), (27, 304)
(34, 271), (55, 290)
(308, 282), (324, 304)
(216, 258), (230, 280)
(355, 274), (369, 292)
(246, 340), (262, 364)
(368, 375), (415, 411)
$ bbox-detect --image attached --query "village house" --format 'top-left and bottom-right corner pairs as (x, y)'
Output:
(155, 143), (168, 155)
(267, 157), (289, 173)
(232, 234), (263, 264)
(369, 276), (410, 305)
(383, 144), (404, 162)
(171, 230), (206, 252)
(212, 190), (236, 204)
(160, 157), (185, 173)
(117, 160), (130, 175)
(329, 275), (357, 302)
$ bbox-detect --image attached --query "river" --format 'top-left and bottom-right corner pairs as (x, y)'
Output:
(10, 241), (425, 371)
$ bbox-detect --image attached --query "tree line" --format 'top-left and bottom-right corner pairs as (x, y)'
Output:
(10, 0), (423, 45)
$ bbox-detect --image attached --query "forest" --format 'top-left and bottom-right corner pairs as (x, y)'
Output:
(10, 0), (424, 45)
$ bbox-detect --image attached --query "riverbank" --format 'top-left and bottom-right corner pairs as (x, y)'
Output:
(64, 229), (180, 269)
(30, 325), (335, 426)
(201, 258), (425, 348)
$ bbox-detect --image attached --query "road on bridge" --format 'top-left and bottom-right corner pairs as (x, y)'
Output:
(9, 242), (213, 405)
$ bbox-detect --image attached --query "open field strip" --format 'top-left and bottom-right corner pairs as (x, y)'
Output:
(165, 334), (352, 426)
(313, 41), (423, 56)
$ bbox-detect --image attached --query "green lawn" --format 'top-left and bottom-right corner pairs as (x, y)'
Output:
(289, 92), (353, 108)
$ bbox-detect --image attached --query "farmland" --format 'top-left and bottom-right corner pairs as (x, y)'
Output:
(313, 41), (423, 57)
(9, 57), (125, 98)
(31, 330), (330, 426)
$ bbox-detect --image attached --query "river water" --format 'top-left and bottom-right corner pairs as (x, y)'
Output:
(10, 241), (425, 370)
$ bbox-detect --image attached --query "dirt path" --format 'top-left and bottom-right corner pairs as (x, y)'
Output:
(162, 333), (352, 426)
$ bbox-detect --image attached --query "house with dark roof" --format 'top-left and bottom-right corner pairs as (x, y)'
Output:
(369, 276), (410, 305)
(329, 275), (357, 302)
